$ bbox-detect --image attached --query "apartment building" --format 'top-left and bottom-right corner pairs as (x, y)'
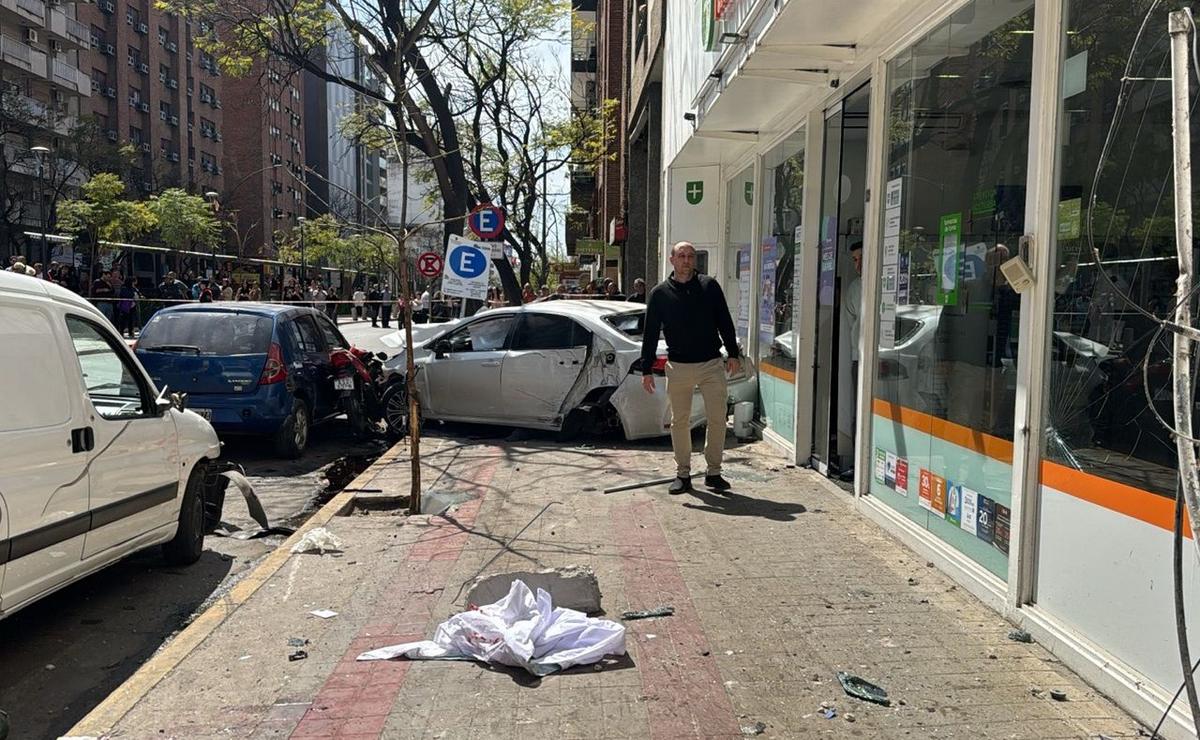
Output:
(0, 0), (92, 261)
(302, 25), (387, 228)
(221, 56), (304, 257)
(78, 2), (223, 196)
(566, 0), (597, 259)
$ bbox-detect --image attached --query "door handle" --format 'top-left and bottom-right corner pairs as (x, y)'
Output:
(481, 361), (501, 367)
(71, 426), (94, 453)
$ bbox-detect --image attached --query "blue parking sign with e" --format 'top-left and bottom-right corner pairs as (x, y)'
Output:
(449, 245), (488, 278)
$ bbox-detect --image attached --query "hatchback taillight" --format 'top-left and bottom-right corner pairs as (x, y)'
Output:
(259, 342), (287, 385)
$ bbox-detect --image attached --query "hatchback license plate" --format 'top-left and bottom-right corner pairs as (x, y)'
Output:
(193, 408), (212, 421)
(333, 377), (355, 391)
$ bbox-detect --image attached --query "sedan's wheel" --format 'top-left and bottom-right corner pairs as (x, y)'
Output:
(275, 400), (310, 458)
(382, 384), (417, 439)
(163, 467), (205, 565)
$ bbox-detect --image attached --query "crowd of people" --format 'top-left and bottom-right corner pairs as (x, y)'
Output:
(6, 254), (650, 336)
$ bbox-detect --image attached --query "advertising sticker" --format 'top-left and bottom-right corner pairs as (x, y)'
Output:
(874, 448), (886, 485)
(894, 458), (909, 495)
(931, 474), (947, 516)
(759, 237), (777, 348)
(884, 452), (897, 489)
(993, 504), (1012, 555)
(959, 487), (979, 535)
(976, 496), (996, 543)
(936, 212), (963, 306)
(736, 248), (751, 342)
(945, 484), (962, 527)
(897, 253), (910, 305)
(918, 469), (932, 510)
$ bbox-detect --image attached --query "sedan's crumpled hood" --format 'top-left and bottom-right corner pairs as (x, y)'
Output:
(380, 320), (459, 350)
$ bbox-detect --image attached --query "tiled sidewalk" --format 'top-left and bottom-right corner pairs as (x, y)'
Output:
(92, 435), (1143, 739)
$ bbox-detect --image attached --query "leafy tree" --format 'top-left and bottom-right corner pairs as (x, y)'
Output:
(149, 188), (223, 256)
(56, 173), (157, 292)
(158, 0), (592, 304)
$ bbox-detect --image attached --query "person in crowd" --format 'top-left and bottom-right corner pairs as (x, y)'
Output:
(353, 286), (366, 320)
(522, 282), (536, 304)
(91, 268), (116, 320)
(603, 280), (622, 300)
(219, 278), (234, 302)
(249, 282), (262, 301)
(368, 283), (382, 327)
(627, 278), (647, 303)
(641, 241), (740, 495)
(310, 281), (328, 315)
(115, 273), (140, 338)
(198, 282), (214, 302)
(538, 286), (551, 300)
(583, 279), (599, 295)
(414, 286), (431, 323)
(380, 285), (393, 328)
(327, 285), (340, 323)
(236, 282), (251, 301)
(31, 262), (43, 279)
(159, 271), (189, 302)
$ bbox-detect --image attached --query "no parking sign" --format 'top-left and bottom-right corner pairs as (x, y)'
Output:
(442, 235), (490, 300)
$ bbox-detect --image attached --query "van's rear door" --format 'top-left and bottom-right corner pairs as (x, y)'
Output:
(0, 296), (90, 614)
(135, 310), (272, 395)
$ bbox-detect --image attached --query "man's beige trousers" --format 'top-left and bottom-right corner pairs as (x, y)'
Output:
(665, 358), (728, 478)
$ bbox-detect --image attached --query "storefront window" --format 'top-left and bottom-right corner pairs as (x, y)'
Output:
(869, 0), (1035, 580)
(726, 166), (755, 347)
(758, 131), (805, 444)
(1035, 0), (1192, 693)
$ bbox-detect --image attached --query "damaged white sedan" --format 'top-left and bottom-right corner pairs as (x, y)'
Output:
(379, 300), (756, 439)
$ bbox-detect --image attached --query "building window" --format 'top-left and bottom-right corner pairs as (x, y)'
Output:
(158, 27), (168, 45)
(129, 126), (142, 144)
(125, 5), (139, 25)
(867, 0), (1035, 580)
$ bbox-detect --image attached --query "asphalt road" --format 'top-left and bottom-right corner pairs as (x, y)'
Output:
(0, 319), (396, 740)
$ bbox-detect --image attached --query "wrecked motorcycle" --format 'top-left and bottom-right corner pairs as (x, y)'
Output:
(330, 346), (389, 439)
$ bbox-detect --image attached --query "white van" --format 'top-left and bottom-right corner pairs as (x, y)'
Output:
(0, 270), (225, 620)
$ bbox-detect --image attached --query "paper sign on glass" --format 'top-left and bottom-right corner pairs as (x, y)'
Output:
(879, 299), (896, 349)
(931, 474), (947, 516)
(960, 487), (979, 534)
(882, 234), (900, 266)
(894, 458), (909, 495)
(885, 178), (903, 209)
(945, 484), (962, 527)
(874, 448), (886, 484)
(918, 469), (932, 510)
(884, 452), (897, 489)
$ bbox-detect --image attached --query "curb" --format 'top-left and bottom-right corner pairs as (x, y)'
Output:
(63, 440), (409, 739)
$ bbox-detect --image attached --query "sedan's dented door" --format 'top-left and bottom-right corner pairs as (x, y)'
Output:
(501, 314), (593, 425)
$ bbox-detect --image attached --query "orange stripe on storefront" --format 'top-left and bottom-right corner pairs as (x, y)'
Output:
(871, 399), (1186, 537)
(1040, 460), (1190, 538)
(759, 361), (795, 383)
(871, 399), (1013, 463)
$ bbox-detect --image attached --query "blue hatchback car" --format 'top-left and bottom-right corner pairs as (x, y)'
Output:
(135, 304), (351, 457)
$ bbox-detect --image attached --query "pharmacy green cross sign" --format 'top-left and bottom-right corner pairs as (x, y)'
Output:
(685, 180), (704, 205)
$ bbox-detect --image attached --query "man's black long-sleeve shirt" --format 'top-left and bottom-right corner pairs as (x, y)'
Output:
(640, 272), (740, 373)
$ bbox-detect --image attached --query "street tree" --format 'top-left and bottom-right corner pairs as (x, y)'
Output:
(150, 188), (223, 263)
(56, 173), (157, 292)
(159, 0), (581, 305)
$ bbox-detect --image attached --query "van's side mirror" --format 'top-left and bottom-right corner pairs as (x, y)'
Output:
(432, 339), (452, 358)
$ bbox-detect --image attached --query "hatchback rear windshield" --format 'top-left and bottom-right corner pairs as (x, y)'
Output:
(602, 310), (644, 337)
(138, 312), (274, 355)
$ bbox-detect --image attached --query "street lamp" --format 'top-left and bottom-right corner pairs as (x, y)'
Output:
(204, 191), (220, 276)
(297, 216), (307, 283)
(31, 146), (50, 266)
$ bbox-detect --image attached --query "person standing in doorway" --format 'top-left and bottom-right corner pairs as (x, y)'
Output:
(641, 241), (741, 494)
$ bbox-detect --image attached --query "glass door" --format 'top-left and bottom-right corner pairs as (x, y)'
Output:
(812, 83), (870, 478)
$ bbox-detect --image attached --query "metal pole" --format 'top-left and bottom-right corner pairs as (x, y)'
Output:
(1168, 10), (1200, 552)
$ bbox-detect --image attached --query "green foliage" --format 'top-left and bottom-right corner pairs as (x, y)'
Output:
(275, 214), (396, 269)
(150, 188), (222, 251)
(56, 173), (156, 244)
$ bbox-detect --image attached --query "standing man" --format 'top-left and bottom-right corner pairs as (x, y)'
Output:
(380, 285), (393, 328)
(641, 241), (741, 494)
(353, 286), (366, 320)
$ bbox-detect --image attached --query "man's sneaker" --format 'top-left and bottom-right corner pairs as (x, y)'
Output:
(704, 474), (732, 491)
(668, 477), (693, 495)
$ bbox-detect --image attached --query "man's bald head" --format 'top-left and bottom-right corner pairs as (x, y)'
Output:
(669, 241), (698, 281)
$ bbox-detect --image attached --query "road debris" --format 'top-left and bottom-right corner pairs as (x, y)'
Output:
(287, 637), (309, 647)
(287, 650), (308, 662)
(1008, 629), (1033, 643)
(467, 566), (601, 613)
(1050, 689), (1068, 702)
(420, 489), (477, 516)
(621, 606), (674, 620)
(837, 672), (891, 706)
(821, 707), (838, 719)
(309, 609), (338, 619)
(357, 580), (625, 677)
(740, 720), (766, 735)
(291, 527), (344, 555)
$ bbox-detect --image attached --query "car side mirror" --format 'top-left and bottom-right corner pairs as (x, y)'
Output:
(376, 351), (388, 361)
(155, 396), (173, 414)
(433, 339), (452, 358)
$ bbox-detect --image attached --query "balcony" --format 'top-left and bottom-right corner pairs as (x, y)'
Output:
(0, 35), (47, 78)
(0, 0), (44, 25)
(50, 12), (91, 50)
(49, 57), (90, 96)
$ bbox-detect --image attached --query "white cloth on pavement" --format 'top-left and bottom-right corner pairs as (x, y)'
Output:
(356, 579), (626, 676)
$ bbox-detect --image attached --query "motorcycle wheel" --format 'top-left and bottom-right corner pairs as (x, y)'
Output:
(346, 390), (373, 439)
